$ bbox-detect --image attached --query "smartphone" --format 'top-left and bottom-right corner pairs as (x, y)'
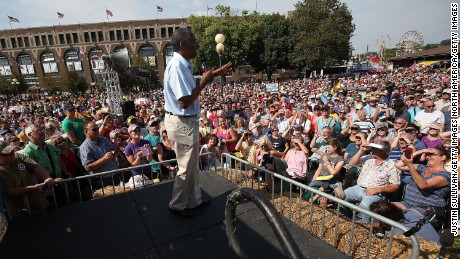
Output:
(40, 183), (48, 191)
(140, 146), (152, 156)
(404, 148), (413, 158)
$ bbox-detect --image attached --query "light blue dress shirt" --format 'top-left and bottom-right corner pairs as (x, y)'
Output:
(163, 52), (200, 116)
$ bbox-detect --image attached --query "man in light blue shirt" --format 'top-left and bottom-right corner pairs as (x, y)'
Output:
(164, 28), (231, 217)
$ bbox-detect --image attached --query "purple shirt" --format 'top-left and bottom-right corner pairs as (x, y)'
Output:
(421, 136), (443, 148)
(124, 140), (152, 176)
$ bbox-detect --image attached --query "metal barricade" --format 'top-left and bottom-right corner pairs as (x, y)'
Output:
(12, 152), (218, 215)
(218, 153), (420, 259)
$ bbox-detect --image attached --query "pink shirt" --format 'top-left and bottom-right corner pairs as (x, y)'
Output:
(285, 149), (308, 178)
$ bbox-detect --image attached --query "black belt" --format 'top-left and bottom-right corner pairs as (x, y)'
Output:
(165, 111), (197, 117)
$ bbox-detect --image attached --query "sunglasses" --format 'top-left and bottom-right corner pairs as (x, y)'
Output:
(377, 127), (387, 131)
(425, 152), (441, 157)
(425, 105), (434, 108)
(355, 136), (361, 140)
(89, 128), (99, 132)
(394, 121), (404, 125)
(261, 145), (269, 148)
(406, 128), (415, 133)
(351, 127), (359, 130)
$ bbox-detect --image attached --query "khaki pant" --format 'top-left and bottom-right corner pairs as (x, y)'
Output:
(165, 114), (202, 210)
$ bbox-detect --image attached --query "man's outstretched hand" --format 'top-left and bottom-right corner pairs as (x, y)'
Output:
(201, 61), (232, 87)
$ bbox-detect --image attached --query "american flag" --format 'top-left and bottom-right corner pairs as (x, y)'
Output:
(156, 6), (163, 12)
(8, 16), (19, 23)
(10, 54), (19, 68)
(57, 12), (64, 19)
(106, 9), (113, 17)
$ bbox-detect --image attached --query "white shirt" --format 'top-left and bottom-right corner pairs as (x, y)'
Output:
(414, 110), (445, 133)
(163, 52), (200, 116)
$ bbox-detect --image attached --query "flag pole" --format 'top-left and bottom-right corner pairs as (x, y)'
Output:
(58, 12), (61, 25)
(207, 5), (209, 16)
(106, 7), (109, 22)
(7, 15), (12, 29)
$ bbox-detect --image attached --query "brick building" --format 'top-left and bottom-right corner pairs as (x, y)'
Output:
(0, 18), (188, 91)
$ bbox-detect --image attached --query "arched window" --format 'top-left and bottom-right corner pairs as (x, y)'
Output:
(64, 48), (84, 74)
(163, 43), (174, 68)
(88, 47), (105, 82)
(40, 50), (59, 75)
(138, 44), (157, 67)
(17, 52), (38, 85)
(113, 44), (131, 67)
(0, 55), (12, 76)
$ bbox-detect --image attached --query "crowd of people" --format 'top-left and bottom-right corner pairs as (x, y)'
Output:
(0, 58), (454, 244)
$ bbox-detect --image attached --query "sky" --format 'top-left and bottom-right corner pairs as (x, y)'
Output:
(0, 0), (452, 54)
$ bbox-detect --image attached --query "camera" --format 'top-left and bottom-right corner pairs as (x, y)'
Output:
(218, 137), (225, 146)
(261, 153), (274, 168)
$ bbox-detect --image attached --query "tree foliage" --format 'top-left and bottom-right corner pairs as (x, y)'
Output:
(187, 10), (295, 78)
(187, 1), (354, 74)
(42, 74), (62, 93)
(134, 56), (160, 90)
(0, 73), (28, 96)
(64, 70), (88, 93)
(290, 0), (355, 69)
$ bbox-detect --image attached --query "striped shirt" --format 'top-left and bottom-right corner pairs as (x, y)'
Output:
(353, 119), (374, 134)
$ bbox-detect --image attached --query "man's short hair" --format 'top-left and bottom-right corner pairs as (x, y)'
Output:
(171, 28), (193, 52)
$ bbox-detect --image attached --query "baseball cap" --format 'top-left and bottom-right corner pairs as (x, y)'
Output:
(109, 131), (119, 139)
(0, 140), (15, 155)
(63, 103), (75, 111)
(128, 124), (140, 133)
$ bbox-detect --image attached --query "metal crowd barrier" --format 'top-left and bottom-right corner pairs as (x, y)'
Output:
(13, 152), (218, 216)
(8, 151), (420, 258)
(218, 153), (420, 259)
(225, 187), (303, 259)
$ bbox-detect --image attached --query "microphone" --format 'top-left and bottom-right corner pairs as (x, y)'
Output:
(437, 231), (454, 259)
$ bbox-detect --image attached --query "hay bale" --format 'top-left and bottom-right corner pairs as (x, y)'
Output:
(226, 175), (446, 259)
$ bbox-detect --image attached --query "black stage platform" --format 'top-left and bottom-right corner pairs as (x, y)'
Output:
(0, 170), (348, 259)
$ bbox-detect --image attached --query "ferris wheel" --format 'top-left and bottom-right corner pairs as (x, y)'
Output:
(396, 31), (424, 54)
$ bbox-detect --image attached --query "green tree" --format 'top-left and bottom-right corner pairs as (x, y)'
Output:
(134, 56), (159, 90)
(64, 70), (88, 93)
(0, 75), (10, 96)
(118, 70), (137, 94)
(42, 74), (62, 93)
(257, 14), (296, 78)
(439, 39), (450, 46)
(423, 43), (440, 50)
(188, 11), (264, 72)
(215, 5), (231, 16)
(384, 48), (397, 60)
(290, 0), (355, 70)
